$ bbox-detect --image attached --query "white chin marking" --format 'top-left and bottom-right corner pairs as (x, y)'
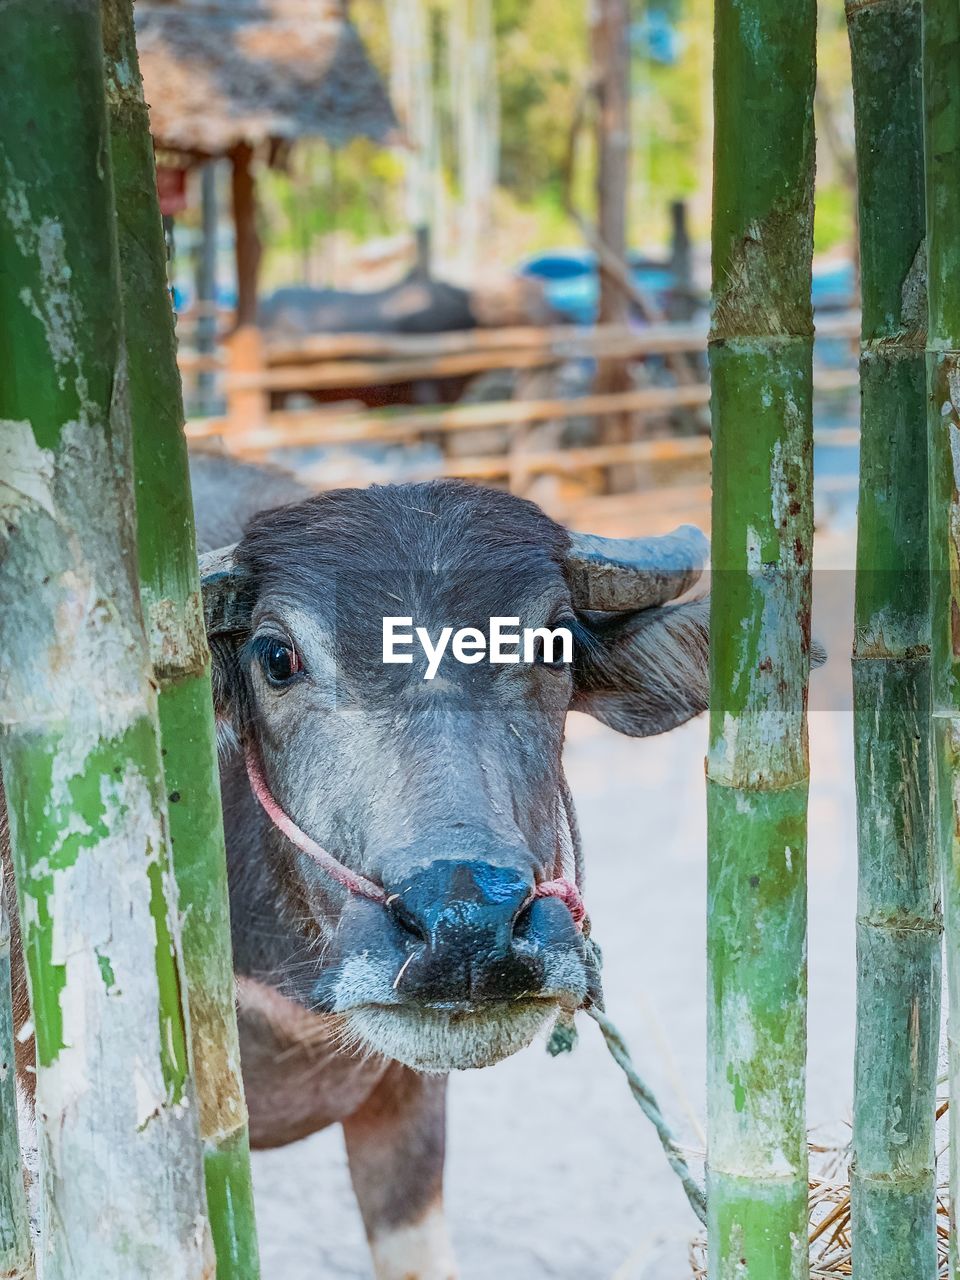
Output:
(346, 1001), (556, 1072)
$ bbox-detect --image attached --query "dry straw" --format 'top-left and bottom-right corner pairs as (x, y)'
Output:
(688, 1101), (952, 1278)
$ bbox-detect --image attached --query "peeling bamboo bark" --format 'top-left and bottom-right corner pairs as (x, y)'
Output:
(0, 877), (33, 1280)
(706, 1), (817, 1276)
(922, 2), (960, 1275)
(100, 3), (261, 1275)
(0, 2), (212, 1275)
(846, 3), (940, 1274)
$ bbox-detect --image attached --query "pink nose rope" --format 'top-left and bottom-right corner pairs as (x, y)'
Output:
(245, 749), (387, 903)
(534, 877), (586, 928)
(244, 747), (586, 929)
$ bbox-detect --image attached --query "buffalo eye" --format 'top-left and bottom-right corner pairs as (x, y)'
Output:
(530, 636), (554, 665)
(259, 639), (303, 685)
(530, 631), (571, 670)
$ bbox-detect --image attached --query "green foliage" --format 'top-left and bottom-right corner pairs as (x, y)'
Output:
(495, 0), (587, 199)
(256, 0), (856, 263)
(634, 0), (710, 192)
(814, 183), (854, 254)
(260, 140), (404, 261)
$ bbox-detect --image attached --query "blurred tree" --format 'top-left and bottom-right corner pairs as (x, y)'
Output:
(448, 0), (500, 270)
(495, 0), (587, 204)
(816, 1), (857, 265)
(388, 0), (439, 272)
(256, 0), (855, 274)
(592, 0), (632, 437)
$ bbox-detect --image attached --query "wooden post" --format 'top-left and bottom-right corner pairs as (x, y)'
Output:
(226, 325), (268, 433)
(414, 223), (432, 280)
(591, 0), (632, 453)
(509, 363), (563, 501)
(668, 200), (695, 323)
(592, 0), (630, 331)
(227, 142), (266, 429)
(231, 141), (261, 329)
(196, 161), (219, 415)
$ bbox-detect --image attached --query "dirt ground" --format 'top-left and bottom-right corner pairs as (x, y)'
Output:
(250, 530), (859, 1280)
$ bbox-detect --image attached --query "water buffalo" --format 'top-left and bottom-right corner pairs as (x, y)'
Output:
(5, 454), (711, 1280)
(259, 274), (559, 409)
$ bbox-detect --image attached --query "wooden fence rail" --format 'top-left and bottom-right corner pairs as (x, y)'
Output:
(180, 311), (860, 365)
(179, 312), (860, 504)
(185, 369), (859, 453)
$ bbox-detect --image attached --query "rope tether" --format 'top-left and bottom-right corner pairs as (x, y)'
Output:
(246, 742), (705, 1225)
(585, 1003), (708, 1226)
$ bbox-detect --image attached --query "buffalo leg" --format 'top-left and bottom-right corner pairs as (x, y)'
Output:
(342, 1064), (457, 1280)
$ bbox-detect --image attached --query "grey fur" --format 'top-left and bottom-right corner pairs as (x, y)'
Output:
(191, 457), (711, 1074)
(2, 454), (715, 1280)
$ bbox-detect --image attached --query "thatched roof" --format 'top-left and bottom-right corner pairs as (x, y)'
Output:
(135, 0), (397, 158)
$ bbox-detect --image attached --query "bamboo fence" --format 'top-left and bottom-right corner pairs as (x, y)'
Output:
(924, 0), (960, 1274)
(847, 1), (940, 1273)
(706, 0), (817, 1276)
(0, 2), (213, 1273)
(102, 0), (261, 1272)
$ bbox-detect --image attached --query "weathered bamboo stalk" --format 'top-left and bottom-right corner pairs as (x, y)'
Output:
(100, 3), (261, 1275)
(0, 871), (33, 1280)
(846, 3), (940, 1274)
(706, 1), (817, 1276)
(0, 2), (213, 1275)
(922, 1), (960, 1275)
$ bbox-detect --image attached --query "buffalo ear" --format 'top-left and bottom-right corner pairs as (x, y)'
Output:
(200, 544), (251, 637)
(199, 545), (254, 751)
(571, 598), (709, 737)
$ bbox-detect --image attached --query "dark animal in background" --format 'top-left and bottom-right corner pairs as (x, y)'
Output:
(259, 272), (559, 410)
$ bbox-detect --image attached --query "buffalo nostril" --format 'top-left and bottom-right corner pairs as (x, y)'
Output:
(385, 893), (429, 944)
(512, 895), (539, 936)
(511, 893), (537, 932)
(382, 860), (542, 1002)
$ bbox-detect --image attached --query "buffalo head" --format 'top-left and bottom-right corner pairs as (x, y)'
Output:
(201, 481), (708, 1072)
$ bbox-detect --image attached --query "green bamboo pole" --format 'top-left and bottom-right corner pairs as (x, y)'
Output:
(923, 1), (960, 1274)
(706, 1), (817, 1276)
(0, 870), (34, 1280)
(846, 3), (940, 1274)
(100, 3), (260, 1275)
(0, 2), (213, 1275)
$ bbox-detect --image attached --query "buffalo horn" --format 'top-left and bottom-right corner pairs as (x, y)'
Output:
(565, 525), (708, 611)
